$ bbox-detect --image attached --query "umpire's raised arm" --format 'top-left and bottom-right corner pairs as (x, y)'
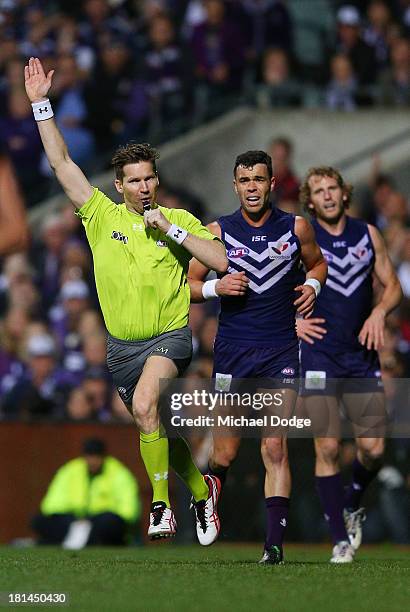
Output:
(24, 57), (93, 209)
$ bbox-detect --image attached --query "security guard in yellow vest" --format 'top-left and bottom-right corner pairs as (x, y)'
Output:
(32, 438), (140, 547)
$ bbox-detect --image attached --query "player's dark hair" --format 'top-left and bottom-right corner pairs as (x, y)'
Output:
(300, 166), (353, 215)
(234, 150), (273, 179)
(111, 142), (160, 180)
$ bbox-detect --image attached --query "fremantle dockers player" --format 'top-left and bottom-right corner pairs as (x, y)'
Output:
(297, 167), (402, 563)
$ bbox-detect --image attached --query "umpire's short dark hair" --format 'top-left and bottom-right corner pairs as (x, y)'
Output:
(111, 142), (160, 181)
(234, 150), (273, 179)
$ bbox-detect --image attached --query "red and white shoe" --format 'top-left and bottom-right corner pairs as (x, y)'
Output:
(192, 475), (221, 546)
(148, 502), (177, 540)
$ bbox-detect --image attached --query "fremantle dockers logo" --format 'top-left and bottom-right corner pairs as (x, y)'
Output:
(348, 246), (370, 263)
(268, 240), (291, 260)
(111, 230), (128, 244)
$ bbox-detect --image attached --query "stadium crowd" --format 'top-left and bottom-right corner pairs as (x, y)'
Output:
(0, 0), (409, 206)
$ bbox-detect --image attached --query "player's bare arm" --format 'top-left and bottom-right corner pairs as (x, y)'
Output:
(143, 210), (228, 274)
(24, 57), (93, 209)
(0, 155), (29, 254)
(294, 216), (327, 318)
(358, 224), (403, 350)
(187, 221), (249, 302)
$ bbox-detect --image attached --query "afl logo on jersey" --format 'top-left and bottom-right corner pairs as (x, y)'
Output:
(324, 252), (333, 262)
(268, 241), (291, 260)
(281, 367), (295, 376)
(228, 247), (250, 258)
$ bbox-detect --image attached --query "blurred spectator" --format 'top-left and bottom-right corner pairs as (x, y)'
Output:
(157, 181), (205, 218)
(19, 5), (55, 59)
(84, 35), (137, 153)
(234, 0), (293, 81)
(0, 306), (27, 399)
(141, 13), (193, 139)
(41, 54), (95, 177)
(53, 14), (95, 77)
(360, 165), (396, 226)
(31, 214), (68, 313)
(60, 240), (93, 287)
(287, 0), (335, 86)
(377, 37), (410, 107)
(81, 366), (111, 421)
(331, 5), (378, 86)
(60, 202), (85, 242)
(1, 332), (72, 421)
(255, 47), (301, 109)
(65, 387), (94, 422)
(78, 308), (105, 341)
(379, 190), (409, 228)
(0, 59), (48, 205)
(269, 137), (300, 214)
(190, 0), (246, 118)
(48, 279), (90, 372)
(0, 253), (40, 317)
(325, 53), (358, 111)
(363, 0), (395, 70)
(78, 0), (133, 49)
(32, 437), (140, 547)
(398, 0), (410, 35)
(82, 332), (107, 369)
(182, 0), (207, 39)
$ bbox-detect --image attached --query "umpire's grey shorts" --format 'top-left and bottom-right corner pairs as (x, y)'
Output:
(106, 326), (192, 407)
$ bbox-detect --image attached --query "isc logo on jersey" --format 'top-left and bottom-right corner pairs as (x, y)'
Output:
(268, 241), (291, 260)
(228, 247), (250, 258)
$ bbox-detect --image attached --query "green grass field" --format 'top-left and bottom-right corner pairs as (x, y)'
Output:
(1, 544), (409, 612)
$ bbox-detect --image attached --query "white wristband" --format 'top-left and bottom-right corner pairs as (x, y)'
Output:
(32, 98), (54, 121)
(166, 224), (188, 245)
(202, 279), (218, 300)
(304, 278), (321, 297)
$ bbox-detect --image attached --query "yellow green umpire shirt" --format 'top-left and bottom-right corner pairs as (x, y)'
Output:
(76, 188), (215, 341)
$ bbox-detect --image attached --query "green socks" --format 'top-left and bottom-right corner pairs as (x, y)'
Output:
(140, 427), (170, 507)
(169, 435), (209, 502)
(139, 426), (208, 506)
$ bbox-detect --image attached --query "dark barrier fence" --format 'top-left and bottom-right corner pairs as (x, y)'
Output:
(1, 424), (409, 544)
(0, 423), (151, 543)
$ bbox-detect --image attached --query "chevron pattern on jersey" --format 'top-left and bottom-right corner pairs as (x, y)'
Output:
(321, 234), (373, 297)
(225, 230), (299, 295)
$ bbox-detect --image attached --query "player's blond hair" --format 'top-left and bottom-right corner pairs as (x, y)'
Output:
(299, 166), (353, 215)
